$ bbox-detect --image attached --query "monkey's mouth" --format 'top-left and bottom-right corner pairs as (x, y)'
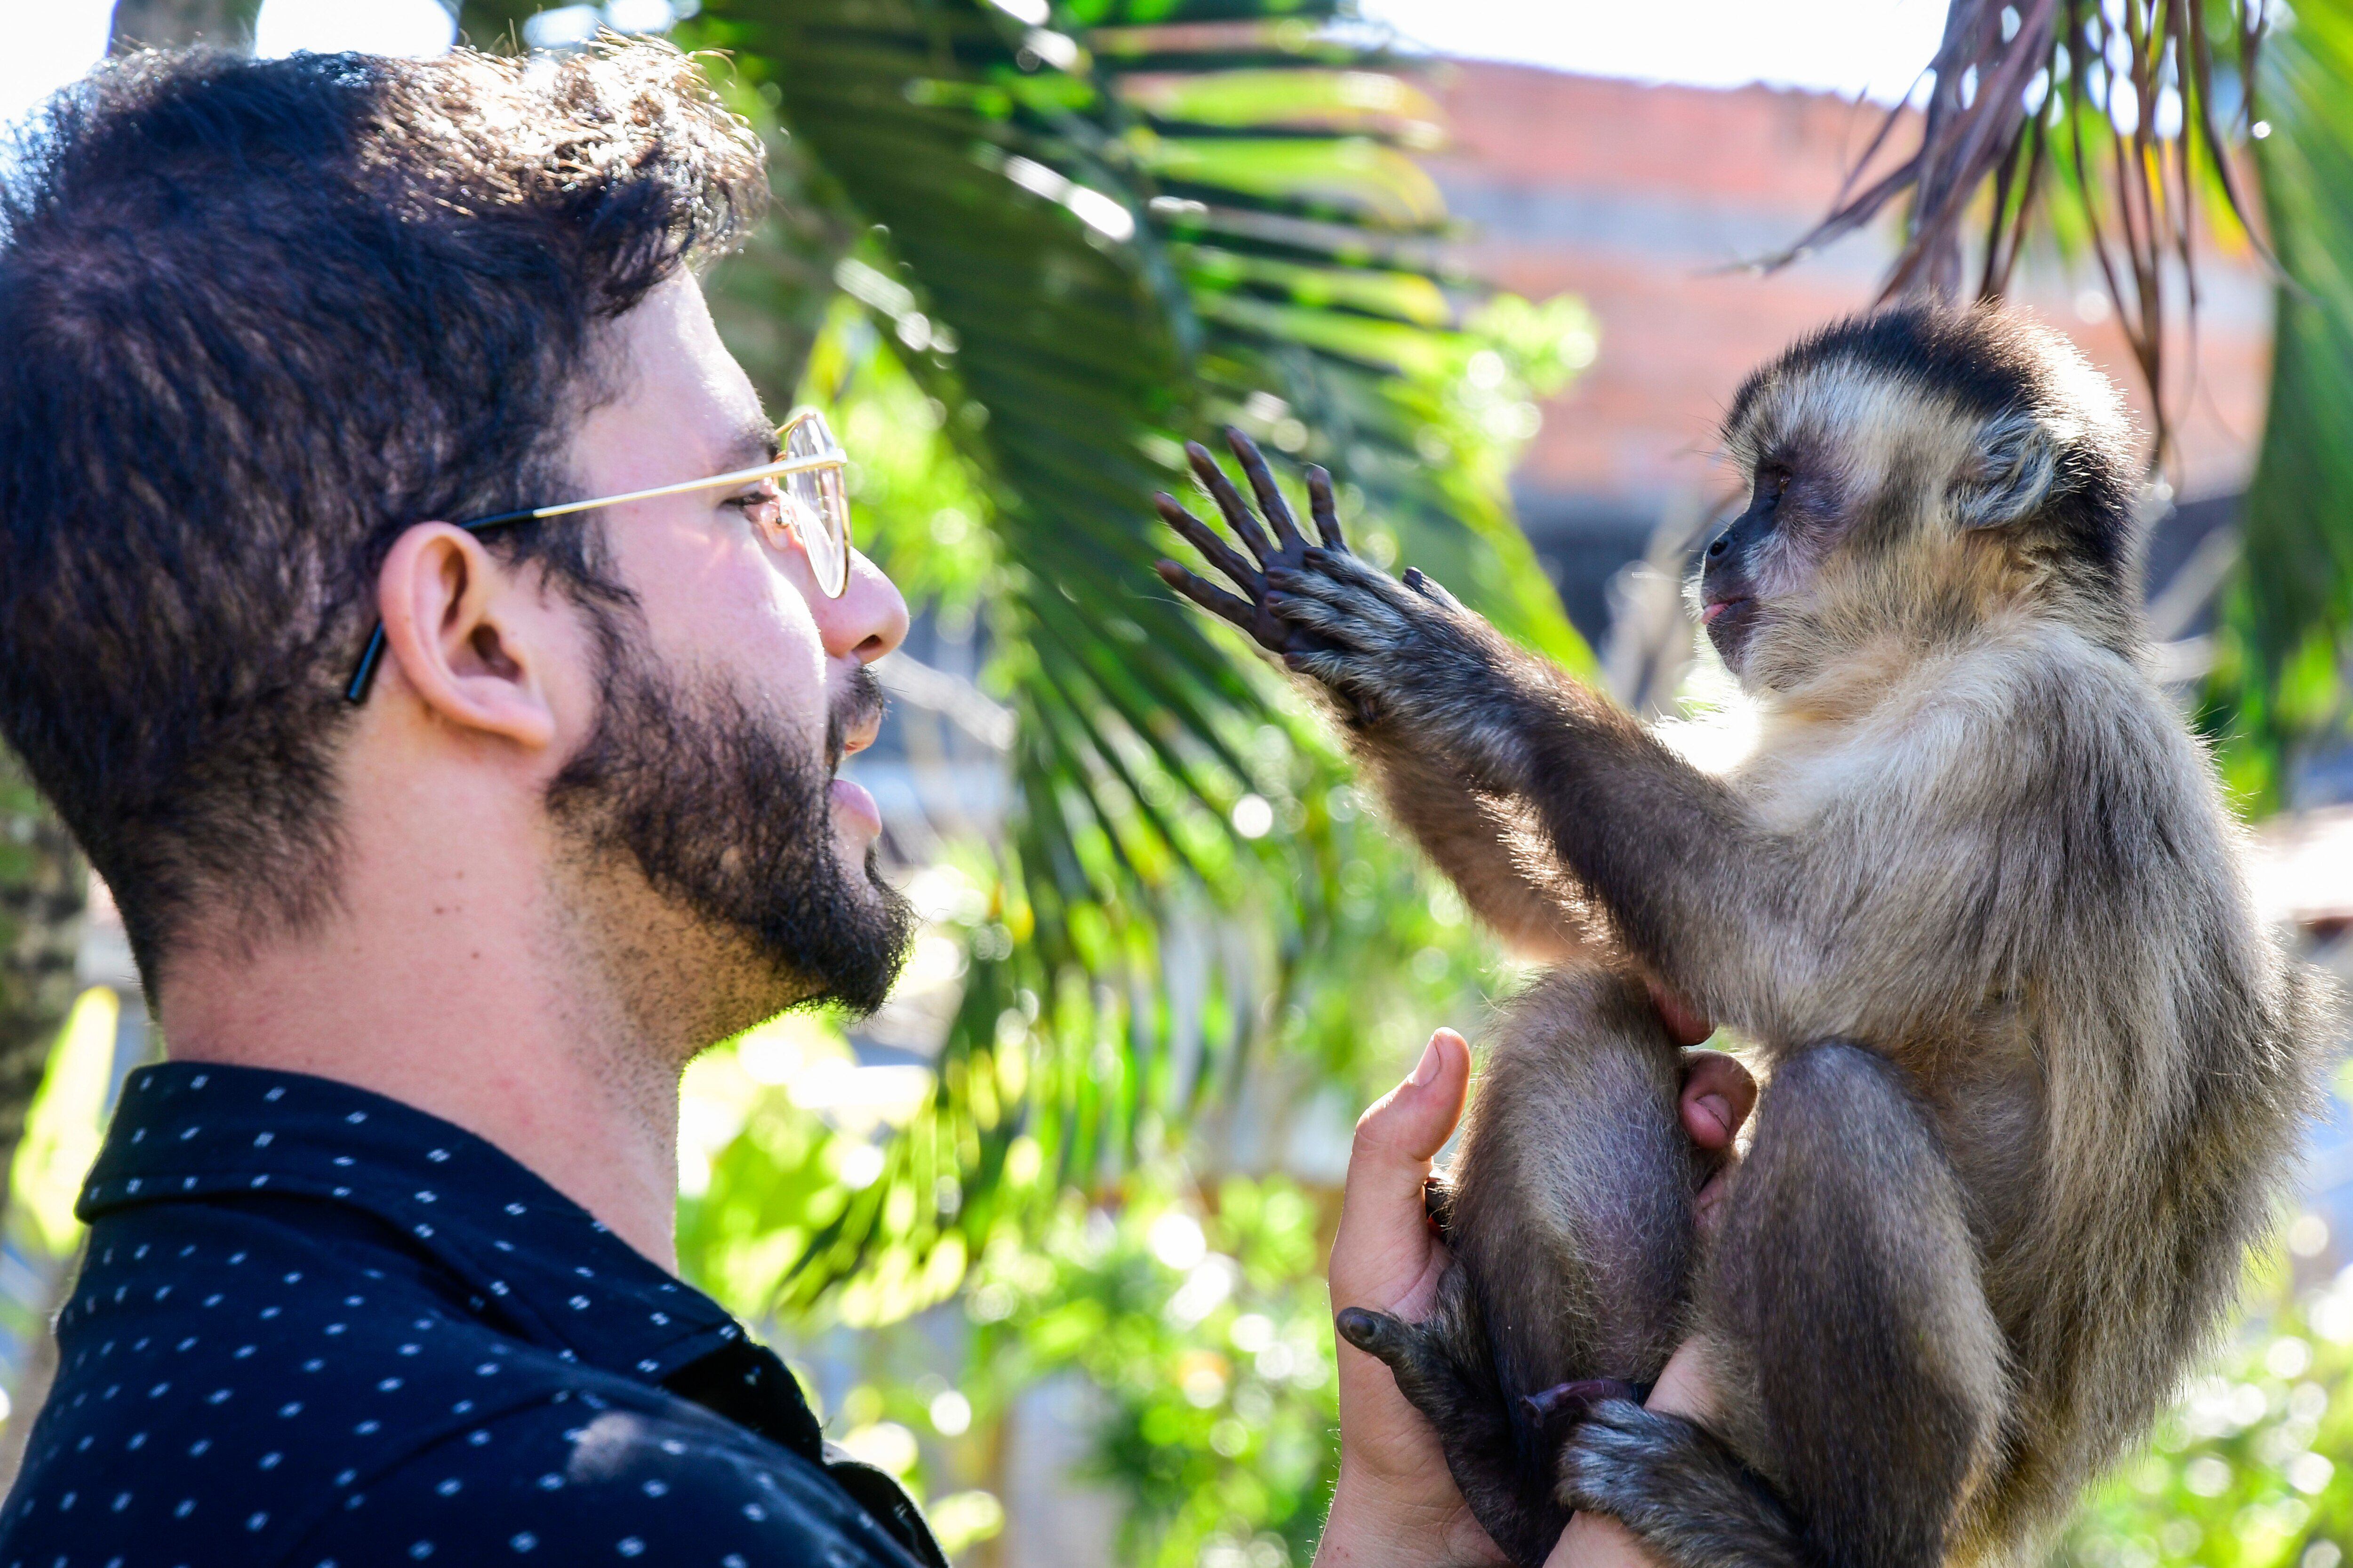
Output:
(1702, 593), (1758, 660)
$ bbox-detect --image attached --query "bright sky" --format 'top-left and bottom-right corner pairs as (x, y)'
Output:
(5, 0), (1950, 138)
(1361, 0), (1949, 104)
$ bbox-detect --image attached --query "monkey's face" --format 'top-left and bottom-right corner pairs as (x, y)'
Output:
(1697, 440), (1845, 673)
(1697, 386), (1910, 686)
(1706, 306), (2138, 691)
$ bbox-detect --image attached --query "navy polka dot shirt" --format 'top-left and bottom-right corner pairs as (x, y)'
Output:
(0, 1062), (945, 1568)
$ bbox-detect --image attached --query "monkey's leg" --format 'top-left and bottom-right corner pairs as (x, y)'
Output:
(1343, 968), (1708, 1568)
(1337, 1274), (1561, 1568)
(1561, 1042), (2004, 1568)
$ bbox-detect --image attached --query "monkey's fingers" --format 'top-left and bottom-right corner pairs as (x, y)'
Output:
(1155, 560), (1258, 635)
(1521, 1380), (1649, 1445)
(1155, 493), (1261, 595)
(1185, 440), (1280, 566)
(1265, 588), (1383, 652)
(1305, 464), (1350, 552)
(1225, 425), (1307, 552)
(1401, 567), (1467, 615)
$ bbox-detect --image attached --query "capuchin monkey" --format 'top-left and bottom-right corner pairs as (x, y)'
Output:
(1152, 303), (2327, 1568)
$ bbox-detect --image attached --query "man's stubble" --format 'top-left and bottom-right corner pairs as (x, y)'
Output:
(543, 616), (916, 1064)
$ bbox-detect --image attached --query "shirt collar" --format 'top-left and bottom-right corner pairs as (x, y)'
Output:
(79, 1061), (750, 1389)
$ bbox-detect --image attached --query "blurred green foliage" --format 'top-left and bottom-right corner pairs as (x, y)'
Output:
(2063, 1242), (2353, 1568)
(964, 1176), (1342, 1567)
(2202, 1), (2353, 810)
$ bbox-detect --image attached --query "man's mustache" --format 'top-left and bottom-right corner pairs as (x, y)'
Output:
(825, 664), (886, 774)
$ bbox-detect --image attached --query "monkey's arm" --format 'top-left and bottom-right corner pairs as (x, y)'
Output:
(1244, 541), (1783, 1018)
(1342, 715), (1596, 964)
(1151, 429), (2022, 1036)
(1253, 544), (2027, 1040)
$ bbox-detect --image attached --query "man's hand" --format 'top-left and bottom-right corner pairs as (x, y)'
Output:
(1317, 1027), (1508, 1568)
(1318, 1025), (1757, 1568)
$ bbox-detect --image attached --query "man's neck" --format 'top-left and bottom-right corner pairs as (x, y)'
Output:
(154, 776), (688, 1272)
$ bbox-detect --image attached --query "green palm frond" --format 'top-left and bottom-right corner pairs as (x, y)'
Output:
(2201, 4), (2353, 809)
(651, 0), (1590, 1319)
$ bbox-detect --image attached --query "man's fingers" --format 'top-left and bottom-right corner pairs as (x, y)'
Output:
(1678, 1048), (1756, 1152)
(1155, 560), (1257, 632)
(1185, 440), (1279, 565)
(1154, 494), (1261, 593)
(1305, 464), (1349, 552)
(1646, 977), (1714, 1047)
(1225, 425), (1305, 549)
(1333, 1029), (1470, 1311)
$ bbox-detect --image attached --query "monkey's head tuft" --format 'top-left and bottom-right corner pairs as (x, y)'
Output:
(1703, 301), (2140, 691)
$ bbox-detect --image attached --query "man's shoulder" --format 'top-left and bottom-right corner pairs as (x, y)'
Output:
(2, 1200), (916, 1567)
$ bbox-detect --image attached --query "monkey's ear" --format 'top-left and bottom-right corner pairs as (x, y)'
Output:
(1952, 410), (2070, 530)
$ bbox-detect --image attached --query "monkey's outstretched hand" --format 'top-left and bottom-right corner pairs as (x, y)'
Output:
(1153, 428), (1534, 789)
(1153, 426), (1340, 663)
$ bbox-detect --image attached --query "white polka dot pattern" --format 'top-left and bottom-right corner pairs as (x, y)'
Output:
(0, 1064), (941, 1568)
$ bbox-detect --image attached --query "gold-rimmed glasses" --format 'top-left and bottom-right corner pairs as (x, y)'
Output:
(343, 407), (852, 703)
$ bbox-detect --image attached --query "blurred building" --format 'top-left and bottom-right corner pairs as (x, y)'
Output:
(1421, 61), (2273, 660)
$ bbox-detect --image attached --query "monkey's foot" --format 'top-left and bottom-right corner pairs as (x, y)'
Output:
(1520, 1378), (1647, 1436)
(1559, 1400), (1810, 1568)
(1334, 1306), (1568, 1568)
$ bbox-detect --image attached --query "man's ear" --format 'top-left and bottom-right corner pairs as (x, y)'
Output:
(1951, 409), (2070, 530)
(375, 524), (559, 748)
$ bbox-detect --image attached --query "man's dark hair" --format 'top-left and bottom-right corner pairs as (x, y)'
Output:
(0, 41), (766, 979)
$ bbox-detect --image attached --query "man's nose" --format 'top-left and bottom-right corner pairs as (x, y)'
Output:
(814, 548), (909, 665)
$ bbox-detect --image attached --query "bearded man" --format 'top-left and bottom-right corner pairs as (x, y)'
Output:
(0, 38), (1739, 1568)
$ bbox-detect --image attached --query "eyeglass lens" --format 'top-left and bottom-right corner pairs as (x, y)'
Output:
(785, 413), (851, 597)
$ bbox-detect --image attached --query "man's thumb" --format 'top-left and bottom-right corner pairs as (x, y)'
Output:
(1343, 1029), (1470, 1226)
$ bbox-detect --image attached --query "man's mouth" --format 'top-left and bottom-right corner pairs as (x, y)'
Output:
(829, 776), (883, 836)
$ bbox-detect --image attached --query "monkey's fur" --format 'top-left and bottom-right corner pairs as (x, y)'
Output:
(1154, 303), (2327, 1568)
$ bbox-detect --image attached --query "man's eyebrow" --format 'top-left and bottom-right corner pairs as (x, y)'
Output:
(726, 418), (780, 467)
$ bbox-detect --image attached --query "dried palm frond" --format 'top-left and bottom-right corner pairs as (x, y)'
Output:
(1773, 0), (2273, 464)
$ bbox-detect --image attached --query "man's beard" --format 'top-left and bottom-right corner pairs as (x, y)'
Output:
(544, 626), (914, 1024)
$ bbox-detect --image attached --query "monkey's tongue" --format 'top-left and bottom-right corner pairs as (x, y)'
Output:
(1701, 597), (1746, 625)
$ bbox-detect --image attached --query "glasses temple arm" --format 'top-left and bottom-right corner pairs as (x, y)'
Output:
(344, 623), (388, 704)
